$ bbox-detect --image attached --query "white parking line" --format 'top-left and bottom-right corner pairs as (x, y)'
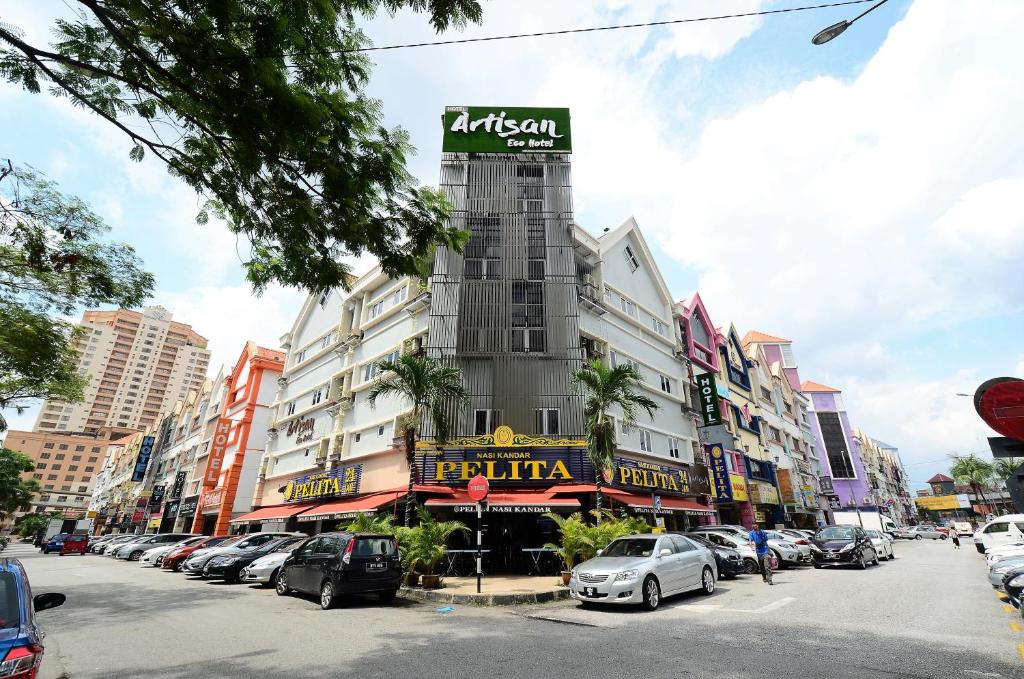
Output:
(726, 596), (796, 614)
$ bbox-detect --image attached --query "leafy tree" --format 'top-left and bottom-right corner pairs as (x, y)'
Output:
(993, 458), (1023, 487)
(14, 512), (53, 538)
(340, 511), (395, 534)
(398, 507), (467, 576)
(0, 448), (40, 520)
(0, 166), (153, 431)
(0, 0), (481, 293)
(543, 511), (592, 572)
(573, 358), (659, 521)
(366, 354), (467, 527)
(949, 454), (995, 514)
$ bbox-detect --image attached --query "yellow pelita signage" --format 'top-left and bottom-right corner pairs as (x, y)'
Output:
(914, 495), (961, 511)
(284, 464), (362, 502)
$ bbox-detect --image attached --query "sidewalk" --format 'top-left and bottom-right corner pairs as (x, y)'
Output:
(400, 575), (570, 606)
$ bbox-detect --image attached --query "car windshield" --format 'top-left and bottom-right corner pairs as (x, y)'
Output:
(684, 534), (713, 547)
(273, 538), (303, 553)
(817, 527), (855, 541)
(0, 572), (21, 629)
(602, 538), (658, 558)
(865, 530), (882, 538)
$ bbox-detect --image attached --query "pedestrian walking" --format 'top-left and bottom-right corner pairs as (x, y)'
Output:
(950, 527), (960, 550)
(749, 523), (773, 585)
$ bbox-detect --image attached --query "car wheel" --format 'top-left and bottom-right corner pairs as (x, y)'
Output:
(267, 568), (280, 589)
(859, 552), (868, 570)
(320, 581), (337, 610)
(275, 570), (291, 596)
(813, 564), (822, 569)
(873, 552), (880, 566)
(129, 551), (142, 561)
(744, 559), (759, 574)
(641, 576), (661, 611)
(700, 567), (715, 595)
(940, 535), (948, 540)
(224, 571), (239, 584)
(890, 550), (895, 559)
(172, 561), (182, 572)
(378, 589), (397, 603)
(915, 535), (923, 540)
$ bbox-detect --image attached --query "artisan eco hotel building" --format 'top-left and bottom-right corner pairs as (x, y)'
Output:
(233, 106), (715, 572)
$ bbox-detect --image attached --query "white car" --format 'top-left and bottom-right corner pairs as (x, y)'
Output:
(975, 515), (1024, 554)
(699, 530), (759, 573)
(766, 530), (812, 562)
(864, 529), (895, 560)
(140, 536), (207, 566)
(985, 543), (1024, 565)
(240, 547), (297, 587)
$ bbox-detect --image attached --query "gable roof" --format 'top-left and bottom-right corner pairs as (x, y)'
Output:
(742, 330), (791, 347)
(927, 473), (954, 483)
(598, 216), (674, 307)
(801, 380), (841, 393)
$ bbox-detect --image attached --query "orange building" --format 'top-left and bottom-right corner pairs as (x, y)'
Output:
(192, 343), (284, 535)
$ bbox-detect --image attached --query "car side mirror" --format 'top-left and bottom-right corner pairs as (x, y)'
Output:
(659, 548), (672, 557)
(34, 593), (66, 613)
(596, 549), (603, 556)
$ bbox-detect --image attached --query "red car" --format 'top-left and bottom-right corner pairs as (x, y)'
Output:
(162, 535), (238, 571)
(60, 534), (88, 556)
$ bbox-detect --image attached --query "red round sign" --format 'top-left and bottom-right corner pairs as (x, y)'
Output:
(467, 474), (490, 502)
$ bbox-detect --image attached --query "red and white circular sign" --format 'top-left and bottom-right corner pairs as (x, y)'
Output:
(467, 474), (490, 502)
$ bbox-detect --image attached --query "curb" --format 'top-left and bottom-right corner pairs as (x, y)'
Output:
(38, 638), (70, 679)
(399, 586), (571, 606)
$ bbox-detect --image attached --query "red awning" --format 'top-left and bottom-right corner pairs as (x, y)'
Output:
(295, 490), (403, 523)
(604, 488), (715, 515)
(549, 484), (597, 494)
(229, 502), (319, 524)
(425, 488), (580, 512)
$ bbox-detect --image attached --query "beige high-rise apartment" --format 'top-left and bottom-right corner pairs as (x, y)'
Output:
(35, 305), (211, 436)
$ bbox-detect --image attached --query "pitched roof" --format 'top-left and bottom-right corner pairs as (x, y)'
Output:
(927, 473), (954, 483)
(254, 346), (286, 362)
(742, 330), (791, 346)
(801, 380), (841, 393)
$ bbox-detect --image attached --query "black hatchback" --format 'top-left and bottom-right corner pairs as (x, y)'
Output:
(811, 525), (879, 569)
(679, 532), (746, 579)
(276, 532), (401, 609)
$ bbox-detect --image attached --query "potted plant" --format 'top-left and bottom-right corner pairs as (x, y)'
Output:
(403, 508), (468, 589)
(544, 512), (592, 586)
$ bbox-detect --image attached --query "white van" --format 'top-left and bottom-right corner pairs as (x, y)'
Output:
(974, 515), (1024, 554)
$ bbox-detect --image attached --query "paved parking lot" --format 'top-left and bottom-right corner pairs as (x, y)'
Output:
(12, 538), (1024, 678)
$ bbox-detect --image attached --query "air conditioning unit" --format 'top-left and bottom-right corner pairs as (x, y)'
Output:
(330, 434), (344, 459)
(258, 457), (270, 479)
(315, 438), (330, 465)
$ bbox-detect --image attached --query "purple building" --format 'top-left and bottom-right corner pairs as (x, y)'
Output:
(802, 381), (872, 512)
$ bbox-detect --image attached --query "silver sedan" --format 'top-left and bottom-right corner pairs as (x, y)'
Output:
(569, 534), (717, 611)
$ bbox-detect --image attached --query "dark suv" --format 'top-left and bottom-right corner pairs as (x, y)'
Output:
(276, 532), (401, 609)
(811, 525), (879, 569)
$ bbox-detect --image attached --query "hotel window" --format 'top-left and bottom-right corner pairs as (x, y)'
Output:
(639, 428), (652, 452)
(369, 300), (384, 319)
(286, 401), (297, 416)
(623, 245), (640, 272)
(40, 452), (51, 459)
(311, 387), (324, 406)
(511, 282), (545, 353)
(619, 297), (638, 318)
(43, 443), (54, 449)
(659, 375), (672, 394)
(651, 318), (666, 335)
(295, 348), (308, 364)
(535, 409), (560, 436)
(377, 424), (385, 436)
(47, 475), (57, 481)
(668, 437), (680, 459)
(35, 463), (46, 470)
(318, 290), (330, 308)
(354, 433), (361, 443)
(392, 286), (407, 305)
(320, 333), (334, 350)
(527, 218), (546, 281)
(761, 387), (773, 402)
(474, 410), (502, 436)
(464, 215), (502, 281)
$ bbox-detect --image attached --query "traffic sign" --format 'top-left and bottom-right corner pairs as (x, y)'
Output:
(467, 474), (490, 502)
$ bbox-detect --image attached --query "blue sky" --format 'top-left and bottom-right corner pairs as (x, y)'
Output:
(2, 1), (1022, 489)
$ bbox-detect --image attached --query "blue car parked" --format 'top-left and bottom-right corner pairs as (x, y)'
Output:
(0, 558), (65, 678)
(40, 535), (69, 555)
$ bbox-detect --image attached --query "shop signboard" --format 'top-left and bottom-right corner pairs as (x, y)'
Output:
(749, 481), (780, 506)
(913, 494), (961, 511)
(170, 471), (187, 500)
(285, 415), (316, 444)
(818, 475), (835, 494)
(148, 485), (166, 509)
(453, 505), (554, 514)
(687, 463), (712, 496)
(707, 444), (733, 502)
(131, 497), (148, 523)
(730, 474), (749, 502)
(776, 469), (797, 504)
(827, 495), (842, 510)
(420, 447), (593, 487)
(204, 417), (232, 488)
(608, 457), (694, 496)
(164, 500), (179, 519)
(442, 106), (571, 154)
(695, 373), (723, 426)
(283, 464), (362, 502)
(801, 485), (816, 506)
(178, 494), (200, 516)
(130, 435), (156, 482)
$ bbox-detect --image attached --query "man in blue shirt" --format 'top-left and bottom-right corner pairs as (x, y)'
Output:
(749, 523), (773, 585)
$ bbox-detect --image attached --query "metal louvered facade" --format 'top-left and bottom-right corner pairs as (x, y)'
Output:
(423, 153), (585, 440)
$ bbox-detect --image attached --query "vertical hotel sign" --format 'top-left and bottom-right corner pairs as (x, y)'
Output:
(204, 417), (232, 488)
(706, 444), (732, 502)
(130, 435), (156, 482)
(696, 373), (723, 426)
(442, 107), (571, 153)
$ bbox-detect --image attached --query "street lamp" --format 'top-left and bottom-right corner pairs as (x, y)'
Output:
(812, 0), (890, 45)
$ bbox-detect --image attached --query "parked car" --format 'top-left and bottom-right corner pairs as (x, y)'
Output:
(985, 543), (1024, 565)
(975, 515), (1024, 554)
(699, 531), (759, 574)
(93, 535), (138, 555)
(241, 540), (307, 587)
(1004, 572), (1024, 617)
(680, 533), (746, 579)
(112, 533), (198, 561)
(162, 536), (239, 572)
(276, 533), (402, 610)
(0, 557), (66, 677)
(810, 525), (879, 569)
(86, 535), (115, 553)
(763, 530), (809, 565)
(952, 521), (974, 538)
(40, 534), (68, 555)
(691, 525), (749, 539)
(889, 527), (915, 540)
(568, 534), (717, 611)
(59, 534), (89, 556)
(203, 536), (305, 584)
(140, 536), (208, 567)
(184, 533), (295, 575)
(864, 529), (895, 560)
(907, 526), (946, 540)
(988, 555), (1024, 589)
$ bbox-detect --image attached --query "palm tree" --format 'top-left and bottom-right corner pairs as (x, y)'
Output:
(366, 354), (468, 527)
(993, 458), (1024, 487)
(573, 358), (658, 521)
(949, 454), (995, 514)
(341, 512), (396, 534)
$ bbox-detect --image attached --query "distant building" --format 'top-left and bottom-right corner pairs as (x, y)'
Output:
(34, 305), (210, 435)
(926, 473), (956, 496)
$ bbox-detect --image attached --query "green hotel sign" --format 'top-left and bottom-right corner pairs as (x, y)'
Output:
(696, 373), (723, 427)
(442, 106), (572, 154)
